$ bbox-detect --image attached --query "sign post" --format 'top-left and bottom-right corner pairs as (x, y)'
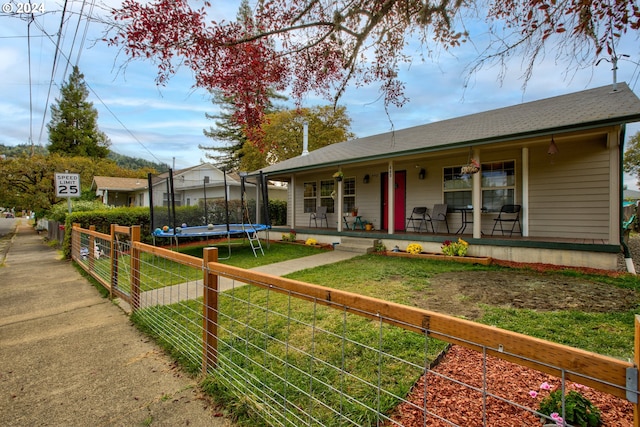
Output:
(55, 172), (81, 214)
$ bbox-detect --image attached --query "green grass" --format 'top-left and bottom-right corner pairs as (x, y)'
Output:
(128, 250), (640, 426)
(177, 239), (329, 269)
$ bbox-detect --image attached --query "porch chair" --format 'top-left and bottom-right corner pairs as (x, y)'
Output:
(426, 204), (450, 233)
(309, 206), (328, 228)
(491, 204), (522, 236)
(406, 207), (428, 232)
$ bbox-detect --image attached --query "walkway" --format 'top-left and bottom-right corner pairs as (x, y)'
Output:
(0, 220), (235, 427)
(138, 246), (361, 308)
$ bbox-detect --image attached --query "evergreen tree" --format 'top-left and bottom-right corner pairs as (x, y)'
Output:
(47, 66), (110, 158)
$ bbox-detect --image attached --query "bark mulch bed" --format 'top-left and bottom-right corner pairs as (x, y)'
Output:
(386, 345), (633, 426)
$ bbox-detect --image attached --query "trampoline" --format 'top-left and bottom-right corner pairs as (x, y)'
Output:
(148, 168), (272, 258)
(153, 223), (269, 239)
(153, 224), (270, 257)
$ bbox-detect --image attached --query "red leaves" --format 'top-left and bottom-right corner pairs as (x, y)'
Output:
(107, 0), (638, 150)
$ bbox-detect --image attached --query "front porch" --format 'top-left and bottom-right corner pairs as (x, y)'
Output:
(269, 226), (622, 271)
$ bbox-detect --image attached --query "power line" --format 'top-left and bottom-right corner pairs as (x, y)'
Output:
(26, 9), (167, 165)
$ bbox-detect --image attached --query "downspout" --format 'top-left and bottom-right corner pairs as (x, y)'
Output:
(619, 124), (636, 274)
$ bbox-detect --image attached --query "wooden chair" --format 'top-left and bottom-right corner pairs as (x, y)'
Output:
(406, 207), (428, 232)
(491, 204), (522, 236)
(309, 206), (328, 227)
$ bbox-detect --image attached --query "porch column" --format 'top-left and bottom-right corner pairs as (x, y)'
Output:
(472, 149), (482, 238)
(337, 173), (344, 232)
(522, 147), (529, 236)
(290, 175), (296, 228)
(387, 161), (395, 234)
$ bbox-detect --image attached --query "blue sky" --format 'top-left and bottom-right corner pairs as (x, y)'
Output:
(2, 1), (640, 185)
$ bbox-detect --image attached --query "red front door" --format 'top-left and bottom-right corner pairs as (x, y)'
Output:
(382, 170), (406, 231)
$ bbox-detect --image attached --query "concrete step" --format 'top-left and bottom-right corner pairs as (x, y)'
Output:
(334, 237), (378, 254)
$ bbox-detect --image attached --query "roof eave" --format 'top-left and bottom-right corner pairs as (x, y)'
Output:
(252, 116), (638, 178)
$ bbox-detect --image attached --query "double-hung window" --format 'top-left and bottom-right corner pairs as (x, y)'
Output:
(320, 180), (335, 213)
(303, 182), (317, 213)
(481, 161), (515, 212)
(342, 177), (356, 213)
(443, 160), (515, 211)
(443, 166), (472, 208)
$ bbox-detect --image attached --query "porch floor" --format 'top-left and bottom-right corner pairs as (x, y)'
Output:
(280, 226), (611, 246)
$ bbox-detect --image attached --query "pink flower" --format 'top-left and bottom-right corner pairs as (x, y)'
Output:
(529, 390), (538, 398)
(550, 413), (564, 425)
(540, 382), (551, 390)
(573, 383), (587, 390)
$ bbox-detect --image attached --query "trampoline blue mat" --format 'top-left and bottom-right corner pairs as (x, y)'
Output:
(153, 224), (269, 238)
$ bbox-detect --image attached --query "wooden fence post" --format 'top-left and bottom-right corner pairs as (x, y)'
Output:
(202, 247), (219, 374)
(88, 225), (96, 271)
(130, 226), (141, 311)
(110, 224), (117, 299)
(71, 223), (80, 259)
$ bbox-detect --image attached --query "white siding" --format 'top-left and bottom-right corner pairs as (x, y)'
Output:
(528, 136), (610, 240)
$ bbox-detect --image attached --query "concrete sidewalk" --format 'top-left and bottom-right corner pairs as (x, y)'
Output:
(0, 220), (235, 427)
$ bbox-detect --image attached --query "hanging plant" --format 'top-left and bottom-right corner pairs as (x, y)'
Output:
(332, 171), (344, 181)
(461, 158), (480, 175)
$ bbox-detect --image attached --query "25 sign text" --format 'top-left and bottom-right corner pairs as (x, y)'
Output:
(55, 173), (81, 198)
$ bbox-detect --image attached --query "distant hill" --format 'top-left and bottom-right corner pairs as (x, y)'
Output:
(0, 144), (170, 172)
(107, 151), (170, 172)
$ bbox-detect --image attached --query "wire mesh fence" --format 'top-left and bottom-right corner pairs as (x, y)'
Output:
(71, 224), (639, 426)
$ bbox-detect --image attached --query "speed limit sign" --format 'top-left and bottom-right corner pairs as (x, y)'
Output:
(55, 173), (81, 198)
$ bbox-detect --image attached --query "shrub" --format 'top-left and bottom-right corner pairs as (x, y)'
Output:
(441, 238), (468, 256)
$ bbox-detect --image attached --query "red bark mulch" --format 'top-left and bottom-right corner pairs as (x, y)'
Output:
(386, 346), (633, 426)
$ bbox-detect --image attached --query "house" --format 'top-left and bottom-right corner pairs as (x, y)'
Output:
(92, 163), (288, 208)
(149, 164), (287, 208)
(252, 83), (640, 271)
(91, 176), (147, 207)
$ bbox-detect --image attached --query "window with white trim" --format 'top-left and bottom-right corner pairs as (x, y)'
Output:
(443, 166), (472, 208)
(303, 182), (317, 213)
(443, 160), (515, 211)
(343, 177), (356, 213)
(481, 160), (515, 212)
(320, 180), (335, 213)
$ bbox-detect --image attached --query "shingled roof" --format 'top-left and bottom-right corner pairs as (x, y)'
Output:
(92, 176), (147, 191)
(258, 83), (640, 176)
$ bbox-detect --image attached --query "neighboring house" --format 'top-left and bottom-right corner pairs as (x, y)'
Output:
(91, 176), (148, 207)
(93, 163), (288, 208)
(150, 164), (287, 208)
(253, 83), (640, 271)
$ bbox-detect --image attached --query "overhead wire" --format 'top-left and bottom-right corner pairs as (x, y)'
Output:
(36, 0), (69, 145)
(25, 1), (167, 165)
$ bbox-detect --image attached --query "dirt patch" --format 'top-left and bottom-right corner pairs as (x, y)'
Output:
(412, 270), (638, 320)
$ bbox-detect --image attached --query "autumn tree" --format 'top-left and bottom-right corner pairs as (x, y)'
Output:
(0, 153), (147, 217)
(108, 0), (638, 152)
(239, 105), (354, 171)
(47, 66), (111, 158)
(623, 131), (640, 188)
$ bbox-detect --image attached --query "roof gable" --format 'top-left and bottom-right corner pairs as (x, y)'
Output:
(259, 83), (640, 175)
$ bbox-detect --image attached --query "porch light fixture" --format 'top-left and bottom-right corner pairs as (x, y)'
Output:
(418, 168), (426, 180)
(363, 174), (370, 184)
(547, 136), (559, 155)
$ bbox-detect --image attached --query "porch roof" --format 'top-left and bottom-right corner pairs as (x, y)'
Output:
(257, 83), (640, 176)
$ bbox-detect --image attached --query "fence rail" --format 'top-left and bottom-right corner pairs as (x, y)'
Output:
(71, 224), (640, 426)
